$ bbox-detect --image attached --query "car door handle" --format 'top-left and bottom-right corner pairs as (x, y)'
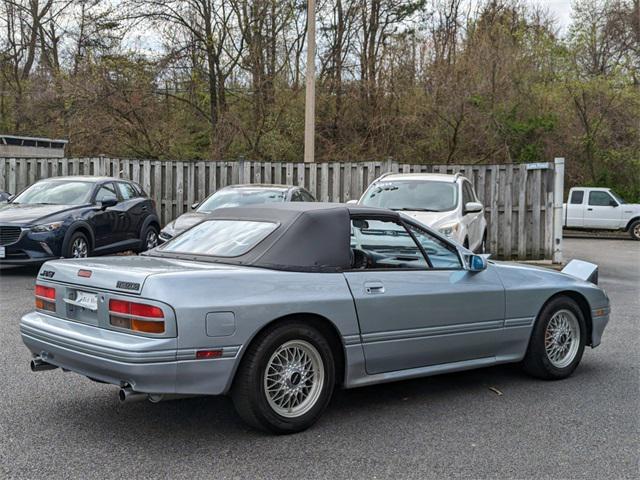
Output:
(364, 282), (385, 294)
(587, 208), (593, 211)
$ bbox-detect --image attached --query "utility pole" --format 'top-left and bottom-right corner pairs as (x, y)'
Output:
(303, 0), (316, 163)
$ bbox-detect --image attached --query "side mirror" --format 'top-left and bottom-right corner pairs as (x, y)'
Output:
(346, 199), (358, 205)
(99, 198), (118, 209)
(609, 200), (618, 207)
(467, 254), (487, 272)
(191, 202), (200, 210)
(464, 201), (483, 214)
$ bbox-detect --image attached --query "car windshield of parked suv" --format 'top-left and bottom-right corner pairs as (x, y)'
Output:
(11, 180), (94, 205)
(361, 180), (458, 212)
(159, 220), (278, 257)
(197, 188), (286, 212)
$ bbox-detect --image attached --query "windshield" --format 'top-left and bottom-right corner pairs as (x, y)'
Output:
(360, 180), (459, 212)
(197, 188), (286, 212)
(159, 220), (278, 257)
(609, 191), (626, 204)
(12, 181), (94, 205)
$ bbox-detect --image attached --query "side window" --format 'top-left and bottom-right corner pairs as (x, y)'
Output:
(350, 218), (428, 269)
(116, 182), (137, 200)
(300, 190), (315, 202)
(95, 183), (118, 202)
(570, 190), (584, 204)
(462, 182), (474, 205)
(290, 190), (304, 202)
(407, 225), (463, 269)
(589, 191), (616, 207)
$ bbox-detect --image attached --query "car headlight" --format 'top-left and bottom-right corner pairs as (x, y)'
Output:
(159, 222), (175, 240)
(438, 223), (460, 237)
(31, 222), (63, 233)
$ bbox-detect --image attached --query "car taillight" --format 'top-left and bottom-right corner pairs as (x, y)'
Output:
(35, 285), (56, 312)
(108, 299), (165, 334)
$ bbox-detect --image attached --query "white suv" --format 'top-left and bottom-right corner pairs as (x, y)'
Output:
(356, 173), (488, 252)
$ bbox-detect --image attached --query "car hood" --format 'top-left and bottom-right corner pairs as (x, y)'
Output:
(165, 212), (208, 235)
(0, 203), (81, 226)
(399, 210), (458, 229)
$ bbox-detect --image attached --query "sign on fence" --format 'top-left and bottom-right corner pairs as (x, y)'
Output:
(0, 157), (564, 261)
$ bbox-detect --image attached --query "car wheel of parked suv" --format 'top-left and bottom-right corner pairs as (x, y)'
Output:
(232, 321), (336, 434)
(141, 225), (159, 252)
(65, 231), (90, 259)
(629, 219), (640, 241)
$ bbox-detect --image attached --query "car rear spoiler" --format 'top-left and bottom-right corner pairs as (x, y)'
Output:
(561, 259), (598, 285)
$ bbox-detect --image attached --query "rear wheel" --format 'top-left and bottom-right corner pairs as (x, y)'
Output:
(64, 232), (90, 259)
(231, 321), (335, 434)
(522, 296), (586, 380)
(140, 225), (159, 252)
(629, 220), (640, 240)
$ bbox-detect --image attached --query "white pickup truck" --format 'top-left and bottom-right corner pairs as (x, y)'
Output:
(563, 187), (640, 240)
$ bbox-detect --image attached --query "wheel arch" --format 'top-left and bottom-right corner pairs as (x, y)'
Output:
(538, 290), (594, 347)
(624, 216), (640, 232)
(228, 312), (346, 392)
(61, 222), (95, 254)
(139, 214), (160, 237)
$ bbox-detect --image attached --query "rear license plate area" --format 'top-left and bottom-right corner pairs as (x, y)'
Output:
(64, 289), (101, 325)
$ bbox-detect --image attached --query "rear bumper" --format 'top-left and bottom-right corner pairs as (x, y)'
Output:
(20, 311), (239, 395)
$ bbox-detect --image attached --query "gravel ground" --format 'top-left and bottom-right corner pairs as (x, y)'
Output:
(0, 238), (638, 479)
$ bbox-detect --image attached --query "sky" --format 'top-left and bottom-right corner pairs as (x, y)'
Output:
(534, 0), (573, 31)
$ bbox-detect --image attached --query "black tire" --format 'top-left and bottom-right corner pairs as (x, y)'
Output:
(231, 321), (336, 434)
(522, 296), (587, 380)
(629, 220), (640, 241)
(139, 225), (159, 252)
(63, 231), (90, 259)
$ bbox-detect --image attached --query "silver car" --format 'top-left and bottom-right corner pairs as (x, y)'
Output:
(21, 203), (610, 433)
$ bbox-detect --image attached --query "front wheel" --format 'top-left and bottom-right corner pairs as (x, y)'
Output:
(231, 322), (336, 434)
(629, 220), (640, 240)
(64, 231), (90, 259)
(522, 297), (586, 380)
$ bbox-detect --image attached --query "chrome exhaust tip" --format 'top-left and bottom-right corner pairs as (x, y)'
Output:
(30, 357), (58, 372)
(118, 387), (147, 403)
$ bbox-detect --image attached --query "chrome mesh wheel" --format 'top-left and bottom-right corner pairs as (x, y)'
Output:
(545, 309), (580, 368)
(263, 340), (325, 418)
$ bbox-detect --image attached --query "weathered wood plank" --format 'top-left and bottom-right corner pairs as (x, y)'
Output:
(503, 166), (513, 259)
(175, 161), (185, 216)
(531, 169), (542, 258)
(320, 163), (329, 201)
(332, 162), (341, 202)
(489, 166), (499, 254)
(164, 162), (173, 225)
(517, 164), (528, 258)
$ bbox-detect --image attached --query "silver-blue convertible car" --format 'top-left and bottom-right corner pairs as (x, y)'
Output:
(21, 203), (610, 433)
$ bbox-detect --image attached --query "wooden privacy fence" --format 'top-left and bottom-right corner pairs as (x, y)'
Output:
(0, 157), (565, 261)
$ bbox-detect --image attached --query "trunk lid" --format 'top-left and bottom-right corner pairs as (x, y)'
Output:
(38, 255), (217, 294)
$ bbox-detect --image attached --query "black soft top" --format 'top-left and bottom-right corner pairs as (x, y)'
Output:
(151, 202), (400, 272)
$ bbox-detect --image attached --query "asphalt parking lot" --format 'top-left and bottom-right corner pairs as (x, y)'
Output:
(0, 238), (638, 479)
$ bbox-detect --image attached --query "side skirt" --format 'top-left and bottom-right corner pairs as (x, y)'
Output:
(342, 346), (522, 390)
